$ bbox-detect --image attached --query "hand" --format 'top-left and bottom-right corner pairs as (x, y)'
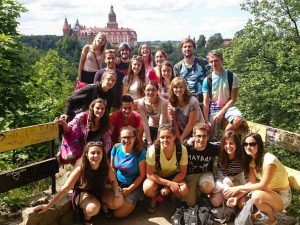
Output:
(160, 186), (170, 196)
(120, 187), (131, 197)
(169, 181), (181, 193)
(186, 137), (195, 146)
(224, 186), (240, 198)
(213, 111), (224, 124)
(33, 204), (49, 214)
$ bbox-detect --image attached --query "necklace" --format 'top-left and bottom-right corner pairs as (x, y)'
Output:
(144, 98), (159, 115)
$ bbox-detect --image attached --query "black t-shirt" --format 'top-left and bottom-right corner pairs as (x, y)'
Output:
(116, 61), (129, 76)
(187, 142), (219, 175)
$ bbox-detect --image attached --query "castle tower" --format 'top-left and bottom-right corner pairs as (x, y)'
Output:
(107, 5), (118, 29)
(62, 17), (71, 36)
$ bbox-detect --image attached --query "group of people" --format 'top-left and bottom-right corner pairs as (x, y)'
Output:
(33, 32), (291, 225)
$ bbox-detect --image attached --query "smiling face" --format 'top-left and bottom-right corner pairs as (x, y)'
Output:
(159, 129), (175, 148)
(93, 102), (105, 119)
(194, 128), (208, 151)
(101, 72), (116, 90)
(161, 65), (172, 79)
(105, 52), (116, 69)
(120, 128), (136, 149)
(155, 51), (166, 66)
(209, 55), (224, 73)
(145, 83), (158, 99)
(131, 59), (143, 75)
(243, 136), (258, 158)
(94, 34), (106, 47)
(181, 41), (195, 58)
(172, 83), (186, 98)
(224, 137), (236, 158)
(120, 48), (130, 59)
(87, 145), (103, 169)
(140, 44), (150, 57)
(121, 101), (134, 118)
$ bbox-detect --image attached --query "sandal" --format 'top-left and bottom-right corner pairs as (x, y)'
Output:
(83, 218), (93, 225)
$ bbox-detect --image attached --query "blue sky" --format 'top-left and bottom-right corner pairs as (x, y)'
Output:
(19, 0), (251, 41)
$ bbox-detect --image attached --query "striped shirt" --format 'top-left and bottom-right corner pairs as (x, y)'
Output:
(217, 159), (244, 177)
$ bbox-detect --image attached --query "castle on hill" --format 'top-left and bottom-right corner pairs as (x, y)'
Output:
(62, 6), (137, 47)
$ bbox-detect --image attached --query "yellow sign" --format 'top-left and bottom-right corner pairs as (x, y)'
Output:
(0, 122), (59, 153)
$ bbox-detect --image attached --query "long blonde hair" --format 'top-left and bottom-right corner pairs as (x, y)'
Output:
(91, 32), (107, 53)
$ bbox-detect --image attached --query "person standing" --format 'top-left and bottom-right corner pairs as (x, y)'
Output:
(77, 32), (107, 84)
(174, 38), (209, 105)
(116, 42), (131, 76)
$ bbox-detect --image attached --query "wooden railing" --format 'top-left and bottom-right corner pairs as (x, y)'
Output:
(0, 122), (59, 194)
(0, 121), (299, 193)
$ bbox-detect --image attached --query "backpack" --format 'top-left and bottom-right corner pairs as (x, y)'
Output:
(59, 131), (84, 165)
(206, 70), (233, 99)
(175, 58), (209, 76)
(155, 142), (182, 172)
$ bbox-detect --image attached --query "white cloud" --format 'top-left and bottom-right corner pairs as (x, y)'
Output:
(18, 0), (250, 40)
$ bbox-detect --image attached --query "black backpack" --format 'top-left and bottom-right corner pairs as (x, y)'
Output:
(154, 142), (182, 172)
(206, 70), (234, 99)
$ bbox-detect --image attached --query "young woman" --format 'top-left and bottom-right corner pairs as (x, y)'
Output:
(57, 98), (112, 164)
(137, 81), (168, 145)
(169, 77), (204, 143)
(138, 43), (154, 78)
(77, 32), (106, 84)
(225, 133), (291, 225)
(159, 61), (174, 100)
(122, 55), (147, 101)
(143, 123), (188, 213)
(34, 142), (123, 225)
(148, 49), (167, 83)
(110, 126), (146, 218)
(210, 130), (247, 207)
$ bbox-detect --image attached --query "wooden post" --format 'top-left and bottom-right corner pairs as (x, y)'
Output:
(50, 140), (56, 194)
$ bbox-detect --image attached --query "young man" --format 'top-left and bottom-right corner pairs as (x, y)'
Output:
(181, 123), (219, 206)
(110, 95), (143, 147)
(174, 38), (209, 104)
(94, 49), (125, 110)
(116, 42), (131, 76)
(202, 50), (244, 140)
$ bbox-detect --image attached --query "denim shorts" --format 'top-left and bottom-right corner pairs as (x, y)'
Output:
(277, 188), (292, 209)
(123, 184), (144, 204)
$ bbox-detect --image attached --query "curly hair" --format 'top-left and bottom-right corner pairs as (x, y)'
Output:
(87, 98), (109, 133)
(123, 56), (146, 98)
(168, 77), (193, 107)
(78, 142), (109, 189)
(218, 130), (247, 173)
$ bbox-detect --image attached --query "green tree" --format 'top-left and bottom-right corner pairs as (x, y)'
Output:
(196, 34), (208, 57)
(55, 36), (81, 64)
(206, 33), (223, 51)
(26, 50), (74, 124)
(0, 0), (28, 129)
(224, 0), (300, 133)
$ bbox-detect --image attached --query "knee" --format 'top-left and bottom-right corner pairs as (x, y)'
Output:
(251, 190), (263, 205)
(143, 179), (157, 198)
(200, 181), (214, 194)
(113, 202), (135, 218)
(84, 202), (100, 218)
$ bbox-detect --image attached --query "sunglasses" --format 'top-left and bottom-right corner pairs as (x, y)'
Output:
(243, 142), (257, 147)
(87, 141), (103, 147)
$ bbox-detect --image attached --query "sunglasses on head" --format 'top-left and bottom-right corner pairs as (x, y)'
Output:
(243, 142), (257, 147)
(87, 141), (103, 147)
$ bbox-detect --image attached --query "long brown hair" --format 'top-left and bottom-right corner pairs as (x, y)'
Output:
(138, 43), (152, 63)
(124, 56), (146, 97)
(78, 142), (109, 189)
(243, 133), (265, 172)
(160, 61), (174, 88)
(168, 77), (192, 107)
(218, 130), (246, 173)
(87, 98), (109, 132)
